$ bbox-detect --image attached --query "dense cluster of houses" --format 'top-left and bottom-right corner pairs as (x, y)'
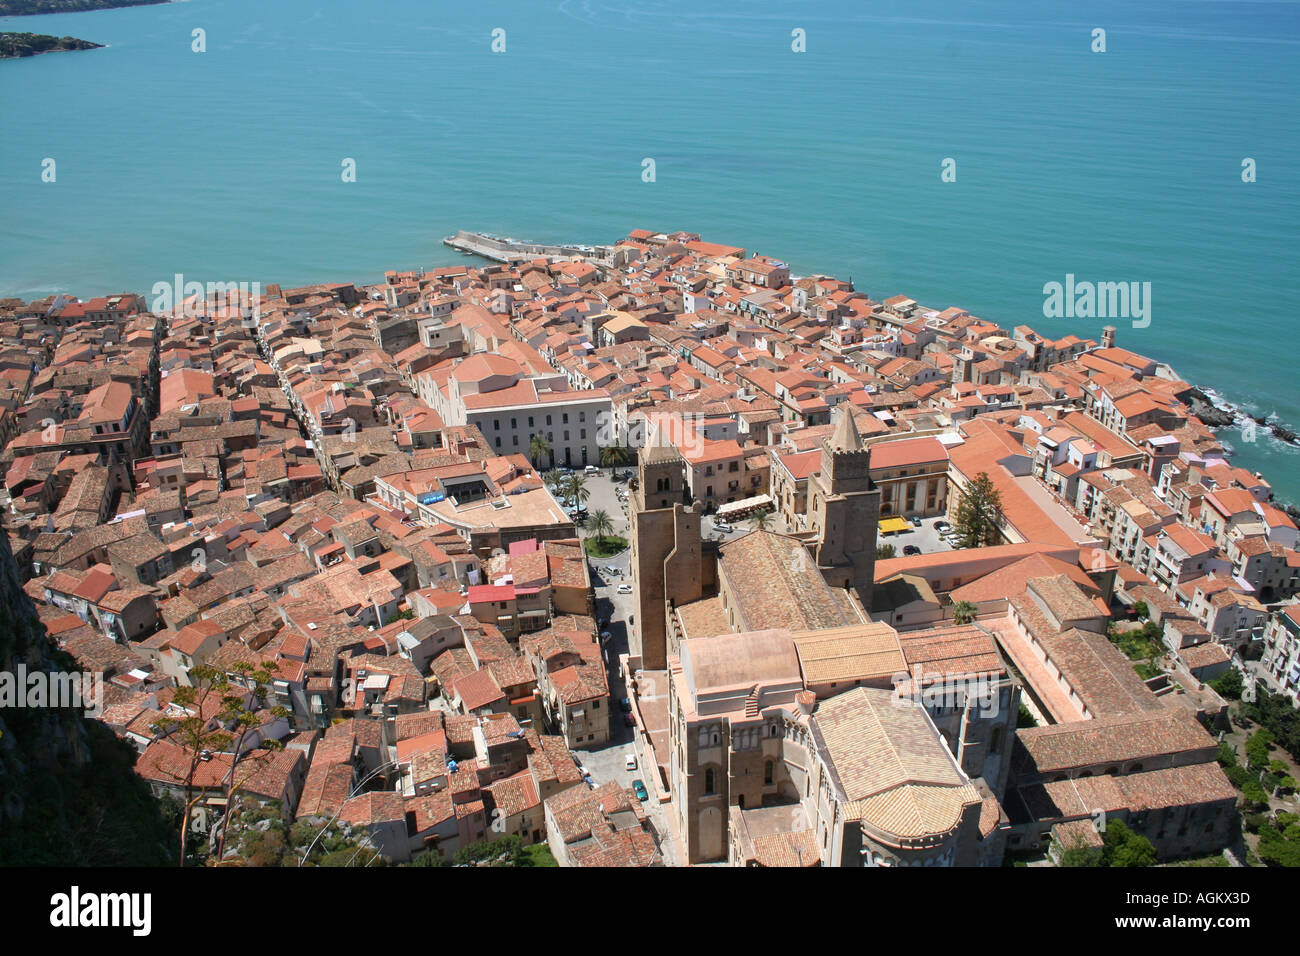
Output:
(1, 226), (1297, 865)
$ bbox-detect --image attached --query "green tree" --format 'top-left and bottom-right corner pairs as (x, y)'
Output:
(1246, 729), (1275, 769)
(1216, 742), (1238, 768)
(1241, 780), (1269, 812)
(453, 834), (533, 867)
(953, 472), (1003, 548)
(1210, 667), (1244, 701)
(589, 508), (613, 546)
(751, 508), (772, 532)
(1257, 824), (1300, 867)
(1016, 702), (1037, 729)
(211, 660), (290, 861)
(876, 543), (896, 560)
(565, 473), (590, 510)
(528, 433), (552, 468)
(1101, 820), (1157, 867)
(599, 445), (629, 468)
(403, 849), (449, 867)
(1241, 686), (1300, 763)
(159, 662), (283, 867)
(1224, 765), (1251, 789)
(1059, 834), (1103, 867)
(1132, 601), (1149, 620)
(951, 600), (978, 625)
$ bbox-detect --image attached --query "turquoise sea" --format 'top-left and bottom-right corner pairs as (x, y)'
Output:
(2, 0), (1299, 500)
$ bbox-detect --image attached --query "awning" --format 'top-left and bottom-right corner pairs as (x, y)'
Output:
(878, 517), (910, 535)
(715, 493), (773, 519)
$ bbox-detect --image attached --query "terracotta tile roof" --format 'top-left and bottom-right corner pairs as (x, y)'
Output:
(811, 686), (979, 838)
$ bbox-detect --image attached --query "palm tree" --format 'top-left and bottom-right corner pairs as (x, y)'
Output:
(543, 468), (563, 495)
(589, 508), (613, 546)
(566, 473), (590, 510)
(599, 445), (629, 469)
(528, 433), (552, 469)
(951, 600), (978, 625)
(750, 508), (772, 532)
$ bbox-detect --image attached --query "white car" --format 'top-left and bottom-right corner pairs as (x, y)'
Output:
(625, 754), (638, 771)
(713, 522), (733, 534)
(617, 583), (633, 594)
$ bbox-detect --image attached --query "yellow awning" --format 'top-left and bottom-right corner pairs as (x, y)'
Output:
(878, 517), (910, 535)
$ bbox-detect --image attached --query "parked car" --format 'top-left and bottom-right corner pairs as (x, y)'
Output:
(632, 779), (649, 801)
(619, 697), (631, 711)
(625, 754), (638, 771)
(584, 465), (600, 475)
(603, 565), (621, 576)
(714, 522), (733, 534)
(600, 631), (612, 643)
(617, 583), (633, 594)
(622, 712), (636, 727)
(576, 764), (591, 779)
(903, 544), (922, 556)
(910, 516), (923, 528)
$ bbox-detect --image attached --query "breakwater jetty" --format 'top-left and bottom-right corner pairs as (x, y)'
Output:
(443, 230), (614, 265)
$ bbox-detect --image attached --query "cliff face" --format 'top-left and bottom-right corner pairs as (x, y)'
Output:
(0, 532), (174, 866)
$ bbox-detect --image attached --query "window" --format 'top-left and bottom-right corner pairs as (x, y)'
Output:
(563, 413), (569, 424)
(704, 769), (716, 794)
(546, 415), (552, 426)
(579, 411), (585, 422)
(593, 700), (600, 709)
(764, 761), (773, 785)
(528, 416), (534, 428)
(510, 418), (517, 429)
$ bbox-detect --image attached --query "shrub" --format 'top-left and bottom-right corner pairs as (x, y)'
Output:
(1210, 668), (1244, 701)
(1217, 742), (1238, 768)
